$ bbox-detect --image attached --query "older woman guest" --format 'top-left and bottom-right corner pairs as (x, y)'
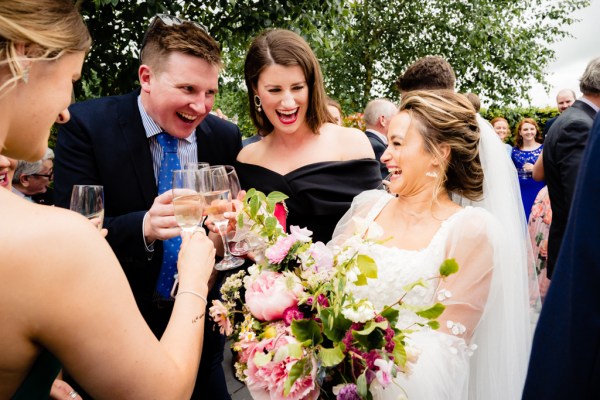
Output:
(0, 2), (216, 399)
(236, 29), (381, 243)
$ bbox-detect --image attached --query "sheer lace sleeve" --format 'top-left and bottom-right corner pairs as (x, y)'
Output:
(329, 189), (392, 248)
(436, 207), (497, 342)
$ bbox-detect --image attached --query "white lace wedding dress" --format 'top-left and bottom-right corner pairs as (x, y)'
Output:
(330, 189), (531, 400)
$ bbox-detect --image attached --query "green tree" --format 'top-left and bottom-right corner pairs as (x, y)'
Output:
(81, 0), (589, 130)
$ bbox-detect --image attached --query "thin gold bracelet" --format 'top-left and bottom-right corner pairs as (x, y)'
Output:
(176, 290), (208, 306)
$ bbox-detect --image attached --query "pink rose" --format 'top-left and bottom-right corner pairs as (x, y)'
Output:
(265, 236), (296, 264)
(209, 300), (233, 336)
(246, 271), (303, 321)
(246, 336), (319, 400)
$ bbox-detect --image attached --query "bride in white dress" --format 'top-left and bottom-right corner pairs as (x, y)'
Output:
(331, 91), (533, 399)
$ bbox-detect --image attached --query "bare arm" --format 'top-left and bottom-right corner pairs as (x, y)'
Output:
(4, 202), (214, 399)
(532, 152), (545, 181)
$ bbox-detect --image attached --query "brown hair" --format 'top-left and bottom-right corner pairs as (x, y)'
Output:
(514, 118), (542, 149)
(244, 29), (333, 136)
(396, 56), (456, 93)
(0, 0), (91, 94)
(401, 90), (484, 201)
(140, 16), (222, 74)
(490, 116), (509, 127)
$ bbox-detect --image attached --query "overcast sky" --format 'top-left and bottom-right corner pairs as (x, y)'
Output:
(528, 0), (600, 107)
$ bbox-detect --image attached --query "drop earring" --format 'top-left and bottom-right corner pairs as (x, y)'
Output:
(21, 67), (30, 84)
(254, 95), (262, 113)
(425, 171), (438, 178)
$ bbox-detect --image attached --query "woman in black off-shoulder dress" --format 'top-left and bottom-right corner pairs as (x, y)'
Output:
(236, 29), (381, 243)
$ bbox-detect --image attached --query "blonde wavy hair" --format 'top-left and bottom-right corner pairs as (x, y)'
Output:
(400, 90), (484, 201)
(0, 0), (91, 94)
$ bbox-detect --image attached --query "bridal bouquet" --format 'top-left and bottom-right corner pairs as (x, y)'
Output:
(210, 190), (458, 400)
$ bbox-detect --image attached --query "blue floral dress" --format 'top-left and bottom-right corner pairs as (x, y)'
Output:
(512, 145), (545, 221)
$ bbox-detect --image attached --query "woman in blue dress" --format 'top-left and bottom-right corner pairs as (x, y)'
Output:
(512, 118), (545, 221)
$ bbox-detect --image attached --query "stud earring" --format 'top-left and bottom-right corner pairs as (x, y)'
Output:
(254, 95), (262, 113)
(425, 171), (438, 178)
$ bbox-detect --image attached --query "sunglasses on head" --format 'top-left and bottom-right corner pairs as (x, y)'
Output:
(150, 13), (207, 32)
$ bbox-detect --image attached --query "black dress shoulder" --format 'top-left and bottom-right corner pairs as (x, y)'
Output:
(236, 159), (382, 243)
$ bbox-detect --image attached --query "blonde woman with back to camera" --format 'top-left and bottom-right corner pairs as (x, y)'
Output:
(0, 1), (216, 399)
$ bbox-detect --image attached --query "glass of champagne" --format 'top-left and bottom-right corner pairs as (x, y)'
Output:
(172, 170), (205, 233)
(70, 185), (104, 231)
(185, 162), (209, 170)
(218, 165), (249, 256)
(201, 166), (245, 271)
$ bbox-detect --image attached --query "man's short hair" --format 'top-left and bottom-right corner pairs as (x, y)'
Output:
(140, 15), (222, 73)
(580, 57), (600, 96)
(396, 56), (456, 92)
(363, 98), (398, 126)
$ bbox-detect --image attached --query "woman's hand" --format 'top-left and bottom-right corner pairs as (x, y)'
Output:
(50, 379), (82, 400)
(177, 230), (216, 287)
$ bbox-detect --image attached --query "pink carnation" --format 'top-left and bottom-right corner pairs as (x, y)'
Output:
(246, 271), (303, 321)
(265, 236), (297, 264)
(209, 300), (233, 336)
(246, 336), (319, 400)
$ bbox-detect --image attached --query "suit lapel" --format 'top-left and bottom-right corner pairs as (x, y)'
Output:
(119, 91), (157, 207)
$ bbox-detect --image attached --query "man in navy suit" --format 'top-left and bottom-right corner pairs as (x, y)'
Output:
(523, 113), (600, 399)
(542, 57), (600, 278)
(54, 15), (242, 399)
(363, 98), (398, 179)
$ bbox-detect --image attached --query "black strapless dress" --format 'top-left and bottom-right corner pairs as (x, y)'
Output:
(236, 159), (382, 243)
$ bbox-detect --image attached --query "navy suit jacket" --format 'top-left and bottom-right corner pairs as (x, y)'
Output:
(523, 114), (600, 399)
(542, 100), (595, 277)
(54, 90), (242, 328)
(365, 130), (388, 179)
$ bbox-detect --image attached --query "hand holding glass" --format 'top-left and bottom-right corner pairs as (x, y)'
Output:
(201, 166), (245, 271)
(70, 185), (104, 231)
(172, 170), (204, 233)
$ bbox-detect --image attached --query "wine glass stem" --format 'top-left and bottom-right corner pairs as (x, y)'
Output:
(215, 221), (234, 259)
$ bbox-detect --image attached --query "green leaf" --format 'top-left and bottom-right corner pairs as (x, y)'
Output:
(284, 358), (307, 396)
(266, 191), (289, 204)
(380, 307), (399, 327)
(249, 195), (260, 218)
(320, 307), (352, 342)
(415, 303), (446, 320)
(357, 254), (377, 279)
(236, 212), (244, 229)
(253, 351), (272, 367)
(354, 273), (368, 286)
(427, 320), (441, 330)
(357, 373), (368, 398)
(291, 319), (323, 346)
(353, 320), (388, 336)
(392, 336), (407, 367)
(439, 258), (459, 277)
(319, 345), (345, 367)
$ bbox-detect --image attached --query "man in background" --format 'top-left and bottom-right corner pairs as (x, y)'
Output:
(542, 88), (577, 138)
(363, 98), (398, 179)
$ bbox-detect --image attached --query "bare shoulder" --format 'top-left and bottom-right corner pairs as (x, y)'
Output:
(321, 124), (374, 159)
(237, 139), (266, 163)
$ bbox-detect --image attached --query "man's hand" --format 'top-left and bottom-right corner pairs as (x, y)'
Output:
(144, 191), (180, 242)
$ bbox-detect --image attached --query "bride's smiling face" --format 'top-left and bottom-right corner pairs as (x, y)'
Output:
(382, 111), (438, 197)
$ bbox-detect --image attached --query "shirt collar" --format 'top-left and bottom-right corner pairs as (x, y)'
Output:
(579, 96), (600, 114)
(366, 129), (388, 144)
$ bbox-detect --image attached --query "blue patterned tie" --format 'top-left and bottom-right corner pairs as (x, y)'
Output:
(155, 132), (182, 299)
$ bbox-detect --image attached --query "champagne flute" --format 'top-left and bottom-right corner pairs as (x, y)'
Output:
(185, 162), (209, 170)
(172, 169), (204, 233)
(217, 165), (249, 256)
(184, 162), (210, 227)
(201, 166), (245, 270)
(70, 185), (104, 231)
